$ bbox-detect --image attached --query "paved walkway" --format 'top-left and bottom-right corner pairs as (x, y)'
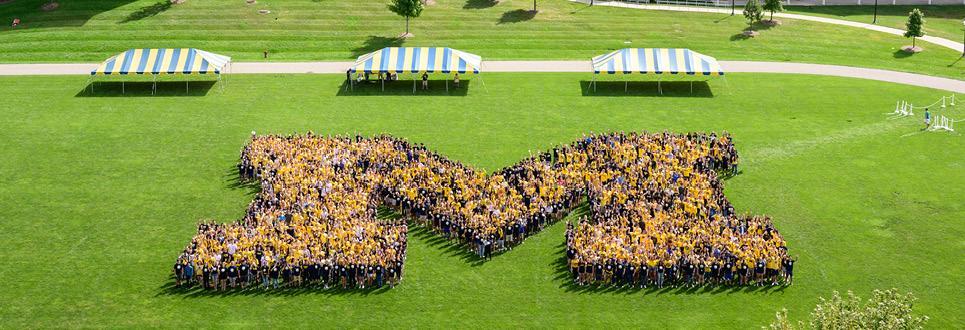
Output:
(1, 60), (962, 92)
(570, 0), (965, 54)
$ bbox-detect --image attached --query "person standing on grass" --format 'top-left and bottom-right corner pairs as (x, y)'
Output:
(422, 72), (429, 90)
(782, 256), (795, 285)
(924, 108), (931, 129)
(453, 73), (460, 88)
(174, 262), (185, 287)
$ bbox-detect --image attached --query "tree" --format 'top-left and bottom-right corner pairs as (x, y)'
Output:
(762, 0), (783, 22)
(743, 0), (763, 24)
(903, 8), (925, 48)
(388, 0), (424, 36)
(765, 289), (929, 330)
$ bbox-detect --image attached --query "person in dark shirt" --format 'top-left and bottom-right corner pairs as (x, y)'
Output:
(218, 265), (228, 291)
(173, 263), (184, 287)
(239, 264), (250, 288)
(227, 265), (238, 288)
(270, 265), (280, 289)
(293, 265), (303, 287)
(783, 257), (795, 285)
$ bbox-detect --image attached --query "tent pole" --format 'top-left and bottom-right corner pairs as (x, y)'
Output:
(477, 75), (489, 93)
(446, 77), (449, 92)
(153, 74), (157, 95)
(412, 76), (416, 94)
(690, 81), (693, 94)
(122, 81), (125, 94)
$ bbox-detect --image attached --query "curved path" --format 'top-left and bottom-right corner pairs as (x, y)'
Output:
(569, 0), (965, 53)
(0, 60), (962, 93)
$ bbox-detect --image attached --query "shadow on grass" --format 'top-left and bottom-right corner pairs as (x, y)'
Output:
(730, 21), (776, 40)
(119, 1), (170, 23)
(336, 79), (470, 96)
(580, 81), (715, 97)
(155, 278), (394, 298)
(350, 35), (405, 57)
(498, 9), (535, 24)
(463, 0), (498, 9)
(75, 81), (218, 97)
(787, 5), (965, 20)
(892, 49), (915, 59)
(550, 242), (788, 295)
(224, 166), (260, 198)
(0, 0), (137, 29)
(949, 57), (963, 68)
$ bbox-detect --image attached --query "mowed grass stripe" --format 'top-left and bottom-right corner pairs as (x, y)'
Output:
(0, 0), (961, 79)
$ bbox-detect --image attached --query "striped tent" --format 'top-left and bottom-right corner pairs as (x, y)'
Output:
(91, 48), (231, 76)
(350, 47), (481, 75)
(591, 48), (723, 76)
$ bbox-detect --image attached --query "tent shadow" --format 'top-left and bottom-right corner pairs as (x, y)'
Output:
(336, 79), (470, 96)
(75, 81), (218, 97)
(580, 81), (715, 97)
(351, 36), (405, 58)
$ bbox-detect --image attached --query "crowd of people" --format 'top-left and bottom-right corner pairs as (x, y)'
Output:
(174, 131), (793, 290)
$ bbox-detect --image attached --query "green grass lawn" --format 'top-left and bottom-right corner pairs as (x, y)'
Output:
(0, 0), (963, 79)
(0, 73), (961, 328)
(786, 5), (965, 42)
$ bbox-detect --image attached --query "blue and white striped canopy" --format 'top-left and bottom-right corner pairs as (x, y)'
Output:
(91, 48), (231, 76)
(350, 47), (481, 75)
(592, 48), (723, 76)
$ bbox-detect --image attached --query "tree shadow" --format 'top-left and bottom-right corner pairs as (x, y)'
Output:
(498, 9), (535, 24)
(729, 32), (751, 41)
(119, 1), (171, 23)
(336, 79), (471, 96)
(0, 0), (137, 30)
(463, 0), (498, 9)
(892, 49), (915, 59)
(75, 80), (218, 97)
(580, 81), (715, 97)
(350, 36), (405, 58)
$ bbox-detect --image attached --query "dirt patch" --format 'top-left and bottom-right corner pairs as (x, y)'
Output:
(423, 0), (436, 5)
(742, 30), (760, 38)
(762, 19), (781, 26)
(170, 0), (186, 3)
(41, 1), (59, 11)
(246, 0), (256, 4)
